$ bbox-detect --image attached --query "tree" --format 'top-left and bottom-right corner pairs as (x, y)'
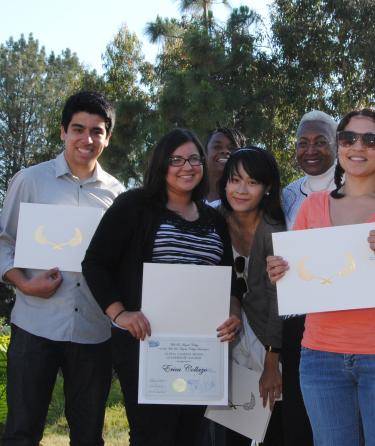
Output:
(101, 25), (158, 186)
(0, 34), (97, 203)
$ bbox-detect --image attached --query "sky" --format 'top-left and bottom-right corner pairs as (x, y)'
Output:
(0, 0), (271, 74)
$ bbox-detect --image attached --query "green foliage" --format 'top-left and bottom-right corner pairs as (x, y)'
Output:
(0, 34), (101, 204)
(0, 333), (10, 429)
(3, 1), (375, 193)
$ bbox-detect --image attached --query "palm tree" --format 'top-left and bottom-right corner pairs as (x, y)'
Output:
(176, 0), (231, 28)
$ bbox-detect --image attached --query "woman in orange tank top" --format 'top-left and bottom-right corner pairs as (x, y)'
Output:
(267, 108), (375, 446)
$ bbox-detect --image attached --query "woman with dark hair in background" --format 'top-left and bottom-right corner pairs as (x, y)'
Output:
(82, 128), (241, 446)
(218, 147), (285, 445)
(267, 108), (375, 446)
(205, 126), (247, 206)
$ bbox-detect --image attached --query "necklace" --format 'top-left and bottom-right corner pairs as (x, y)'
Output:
(167, 202), (199, 221)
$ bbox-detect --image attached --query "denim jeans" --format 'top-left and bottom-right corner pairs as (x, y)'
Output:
(300, 347), (375, 446)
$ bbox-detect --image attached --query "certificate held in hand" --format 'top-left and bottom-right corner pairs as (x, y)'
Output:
(14, 203), (104, 272)
(138, 263), (232, 405)
(272, 222), (375, 315)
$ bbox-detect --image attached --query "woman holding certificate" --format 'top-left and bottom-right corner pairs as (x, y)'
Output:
(267, 108), (375, 446)
(218, 147), (285, 445)
(82, 128), (241, 446)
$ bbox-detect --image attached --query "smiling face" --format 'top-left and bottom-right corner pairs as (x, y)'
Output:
(225, 162), (267, 213)
(296, 120), (336, 176)
(206, 131), (237, 176)
(338, 115), (375, 179)
(165, 142), (204, 198)
(61, 111), (110, 179)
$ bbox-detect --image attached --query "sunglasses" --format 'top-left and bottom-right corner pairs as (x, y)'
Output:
(337, 131), (375, 149)
(234, 256), (248, 295)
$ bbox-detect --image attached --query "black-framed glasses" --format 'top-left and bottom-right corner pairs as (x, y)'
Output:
(168, 155), (204, 167)
(234, 256), (248, 295)
(337, 131), (375, 149)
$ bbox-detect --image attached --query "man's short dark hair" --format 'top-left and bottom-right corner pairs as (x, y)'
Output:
(61, 91), (115, 135)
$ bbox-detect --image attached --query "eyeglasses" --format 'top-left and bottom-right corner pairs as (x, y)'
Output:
(296, 139), (331, 151)
(234, 256), (248, 295)
(337, 131), (375, 149)
(168, 155), (204, 167)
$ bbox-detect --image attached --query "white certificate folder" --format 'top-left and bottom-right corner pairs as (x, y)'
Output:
(272, 222), (375, 315)
(14, 203), (104, 272)
(139, 263), (232, 405)
(205, 360), (271, 442)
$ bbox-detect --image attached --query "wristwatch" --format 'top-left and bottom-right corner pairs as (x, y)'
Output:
(264, 345), (281, 353)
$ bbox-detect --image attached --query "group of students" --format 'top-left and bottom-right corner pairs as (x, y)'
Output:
(0, 90), (374, 446)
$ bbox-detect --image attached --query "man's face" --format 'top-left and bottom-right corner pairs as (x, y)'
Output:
(61, 112), (110, 178)
(206, 131), (237, 177)
(296, 121), (336, 176)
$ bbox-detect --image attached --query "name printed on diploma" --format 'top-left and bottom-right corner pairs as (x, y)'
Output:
(141, 337), (224, 402)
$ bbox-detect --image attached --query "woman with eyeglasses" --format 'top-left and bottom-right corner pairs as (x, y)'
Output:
(217, 147), (286, 445)
(267, 108), (375, 446)
(82, 128), (241, 446)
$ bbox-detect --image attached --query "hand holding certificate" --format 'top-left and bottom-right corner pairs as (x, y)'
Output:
(270, 222), (375, 315)
(138, 263), (232, 405)
(14, 203), (104, 272)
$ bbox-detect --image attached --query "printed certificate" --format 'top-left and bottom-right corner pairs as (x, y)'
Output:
(272, 222), (375, 315)
(139, 263), (232, 405)
(14, 203), (103, 272)
(139, 336), (225, 404)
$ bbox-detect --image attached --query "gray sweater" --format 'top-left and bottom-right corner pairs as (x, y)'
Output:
(242, 216), (286, 348)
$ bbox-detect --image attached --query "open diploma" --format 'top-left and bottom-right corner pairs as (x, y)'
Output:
(272, 222), (375, 315)
(138, 263), (232, 405)
(14, 203), (104, 272)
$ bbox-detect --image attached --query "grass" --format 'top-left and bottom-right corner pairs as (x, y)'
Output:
(42, 375), (129, 446)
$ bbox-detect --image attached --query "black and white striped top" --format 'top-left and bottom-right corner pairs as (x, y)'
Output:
(152, 209), (224, 265)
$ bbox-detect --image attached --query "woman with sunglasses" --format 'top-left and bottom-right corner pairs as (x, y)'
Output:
(267, 108), (375, 446)
(218, 147), (285, 445)
(82, 128), (241, 446)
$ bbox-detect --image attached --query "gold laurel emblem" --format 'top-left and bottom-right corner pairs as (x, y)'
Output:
(297, 253), (356, 285)
(34, 225), (83, 250)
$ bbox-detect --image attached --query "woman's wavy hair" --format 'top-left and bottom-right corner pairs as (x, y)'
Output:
(143, 128), (208, 205)
(331, 108), (375, 199)
(219, 146), (285, 225)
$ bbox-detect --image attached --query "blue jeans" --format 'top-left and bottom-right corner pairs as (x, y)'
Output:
(300, 347), (375, 446)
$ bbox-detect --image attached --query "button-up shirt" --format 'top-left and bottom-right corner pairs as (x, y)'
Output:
(0, 152), (124, 343)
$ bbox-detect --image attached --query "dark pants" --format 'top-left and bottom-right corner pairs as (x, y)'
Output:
(2, 324), (112, 446)
(112, 327), (206, 446)
(282, 316), (313, 446)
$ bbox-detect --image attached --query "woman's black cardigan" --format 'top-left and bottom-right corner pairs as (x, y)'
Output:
(82, 188), (239, 314)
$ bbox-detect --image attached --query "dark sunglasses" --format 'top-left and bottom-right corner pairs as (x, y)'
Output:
(337, 131), (375, 149)
(234, 256), (248, 295)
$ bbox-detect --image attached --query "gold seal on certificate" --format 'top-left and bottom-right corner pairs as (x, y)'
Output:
(173, 378), (187, 393)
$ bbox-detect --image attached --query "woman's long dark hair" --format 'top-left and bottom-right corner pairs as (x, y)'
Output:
(331, 108), (375, 199)
(143, 128), (209, 205)
(218, 146), (285, 225)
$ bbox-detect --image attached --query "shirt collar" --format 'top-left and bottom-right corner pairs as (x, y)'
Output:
(55, 151), (107, 184)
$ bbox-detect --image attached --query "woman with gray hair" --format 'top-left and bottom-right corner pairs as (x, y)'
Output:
(281, 110), (337, 446)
